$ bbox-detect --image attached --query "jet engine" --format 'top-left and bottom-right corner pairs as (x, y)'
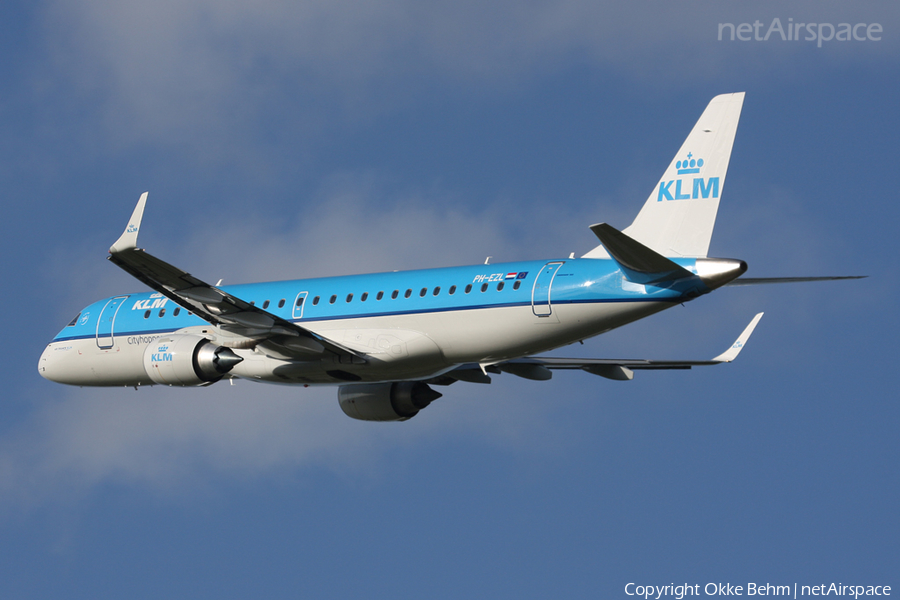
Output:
(142, 335), (243, 386)
(338, 382), (442, 422)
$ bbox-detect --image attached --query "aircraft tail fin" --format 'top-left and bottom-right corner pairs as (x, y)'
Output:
(584, 92), (745, 259)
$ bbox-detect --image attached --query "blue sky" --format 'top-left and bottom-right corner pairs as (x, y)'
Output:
(2, 1), (898, 598)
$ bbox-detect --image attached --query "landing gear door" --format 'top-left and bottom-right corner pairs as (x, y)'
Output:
(96, 295), (129, 349)
(532, 262), (563, 317)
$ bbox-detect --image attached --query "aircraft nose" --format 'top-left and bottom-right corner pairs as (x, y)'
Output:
(38, 346), (50, 379)
(38, 342), (76, 384)
(38, 344), (57, 381)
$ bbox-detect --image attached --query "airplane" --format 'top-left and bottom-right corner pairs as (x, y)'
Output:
(38, 92), (862, 421)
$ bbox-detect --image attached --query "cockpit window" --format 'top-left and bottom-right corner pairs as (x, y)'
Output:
(67, 312), (81, 327)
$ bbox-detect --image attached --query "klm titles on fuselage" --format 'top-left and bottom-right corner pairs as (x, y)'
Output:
(657, 153), (719, 202)
(132, 297), (168, 311)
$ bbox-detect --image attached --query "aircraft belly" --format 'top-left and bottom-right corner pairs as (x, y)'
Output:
(230, 351), (450, 385)
(232, 318), (450, 384)
(302, 299), (675, 368)
(553, 300), (673, 343)
(431, 300), (673, 361)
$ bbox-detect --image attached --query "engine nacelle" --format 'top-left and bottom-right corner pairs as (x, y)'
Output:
(143, 335), (243, 386)
(338, 382), (442, 422)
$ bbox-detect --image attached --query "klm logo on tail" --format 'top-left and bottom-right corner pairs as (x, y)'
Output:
(658, 153), (719, 202)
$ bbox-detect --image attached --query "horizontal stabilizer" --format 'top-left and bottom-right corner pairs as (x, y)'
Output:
(589, 223), (694, 284)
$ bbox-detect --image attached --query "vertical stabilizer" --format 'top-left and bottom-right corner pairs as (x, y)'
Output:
(584, 93), (744, 259)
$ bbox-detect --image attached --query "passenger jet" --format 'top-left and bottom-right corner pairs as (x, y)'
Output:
(38, 93), (860, 421)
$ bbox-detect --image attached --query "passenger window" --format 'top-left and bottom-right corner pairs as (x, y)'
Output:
(361, 292), (368, 302)
(433, 287), (440, 296)
(391, 290), (399, 299)
(144, 310), (151, 319)
(513, 281), (521, 290)
(404, 289), (412, 298)
(158, 308), (166, 317)
(262, 300), (270, 309)
(278, 299), (285, 308)
(419, 288), (427, 297)
(465, 284), (472, 294)
(296, 297), (304, 307)
(250, 301), (255, 306)
(67, 313), (81, 327)
(497, 282), (504, 291)
(346, 293), (353, 303)
(313, 296), (320, 305)
(449, 285), (456, 295)
(329, 295), (337, 304)
(174, 307), (181, 316)
(377, 291), (384, 300)
(481, 283), (488, 292)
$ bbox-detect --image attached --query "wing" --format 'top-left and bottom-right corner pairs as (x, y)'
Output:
(438, 313), (763, 384)
(108, 193), (365, 362)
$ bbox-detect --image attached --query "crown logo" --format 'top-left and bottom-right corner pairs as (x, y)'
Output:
(676, 152), (704, 175)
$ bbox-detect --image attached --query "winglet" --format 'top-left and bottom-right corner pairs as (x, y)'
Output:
(712, 312), (763, 363)
(110, 192), (148, 254)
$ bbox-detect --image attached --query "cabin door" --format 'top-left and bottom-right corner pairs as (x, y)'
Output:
(531, 262), (563, 317)
(96, 296), (129, 349)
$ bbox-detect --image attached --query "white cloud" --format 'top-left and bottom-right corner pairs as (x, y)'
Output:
(40, 0), (900, 151)
(144, 171), (610, 282)
(2, 376), (561, 509)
